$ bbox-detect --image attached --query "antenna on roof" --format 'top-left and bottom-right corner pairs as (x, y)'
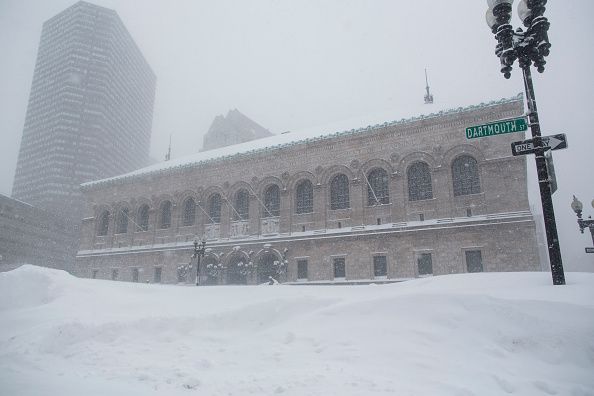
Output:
(165, 134), (172, 161)
(424, 68), (434, 104)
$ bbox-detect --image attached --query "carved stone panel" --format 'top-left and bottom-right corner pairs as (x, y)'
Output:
(205, 223), (220, 240)
(261, 217), (280, 235)
(230, 220), (249, 238)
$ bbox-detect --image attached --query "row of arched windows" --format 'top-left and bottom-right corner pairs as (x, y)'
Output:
(96, 155), (481, 236)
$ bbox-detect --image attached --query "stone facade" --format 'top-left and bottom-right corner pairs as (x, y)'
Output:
(0, 194), (78, 272)
(76, 95), (540, 284)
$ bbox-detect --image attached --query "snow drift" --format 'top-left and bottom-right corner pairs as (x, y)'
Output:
(1, 265), (593, 396)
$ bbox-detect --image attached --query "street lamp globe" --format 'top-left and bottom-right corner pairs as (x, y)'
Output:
(571, 195), (583, 214)
(487, 0), (514, 8)
(517, 0), (531, 25)
(486, 8), (497, 30)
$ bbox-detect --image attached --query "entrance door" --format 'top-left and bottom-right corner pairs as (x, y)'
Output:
(257, 253), (278, 283)
(226, 255), (247, 285)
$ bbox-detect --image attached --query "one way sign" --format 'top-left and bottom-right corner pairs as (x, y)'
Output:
(511, 133), (568, 156)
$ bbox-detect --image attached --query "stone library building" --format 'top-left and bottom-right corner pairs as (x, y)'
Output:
(76, 94), (540, 285)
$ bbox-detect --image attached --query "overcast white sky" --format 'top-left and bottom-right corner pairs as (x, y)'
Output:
(0, 0), (592, 270)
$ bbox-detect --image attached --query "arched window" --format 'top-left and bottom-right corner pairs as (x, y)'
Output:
(263, 185), (280, 217)
(407, 162), (433, 201)
(367, 168), (390, 205)
(116, 208), (129, 234)
(97, 210), (109, 236)
(452, 155), (481, 196)
(330, 173), (350, 210)
(295, 179), (313, 214)
(234, 189), (249, 220)
(159, 201), (172, 229)
(182, 197), (196, 226)
(208, 193), (222, 223)
(137, 204), (149, 232)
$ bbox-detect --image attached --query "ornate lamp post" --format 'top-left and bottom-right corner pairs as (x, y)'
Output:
(486, 0), (565, 285)
(571, 196), (594, 246)
(192, 238), (206, 286)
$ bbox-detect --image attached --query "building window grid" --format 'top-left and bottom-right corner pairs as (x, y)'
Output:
(297, 259), (308, 280)
(97, 210), (109, 236)
(154, 267), (162, 283)
(407, 162), (433, 201)
(208, 194), (222, 223)
(367, 168), (390, 205)
(330, 174), (350, 210)
(115, 207), (128, 234)
(295, 180), (313, 214)
(465, 250), (484, 273)
(263, 185), (280, 217)
(137, 204), (149, 232)
(159, 201), (172, 229)
(452, 155), (481, 196)
(373, 256), (388, 278)
(234, 190), (249, 221)
(182, 197), (196, 226)
(417, 253), (433, 276)
(333, 257), (346, 279)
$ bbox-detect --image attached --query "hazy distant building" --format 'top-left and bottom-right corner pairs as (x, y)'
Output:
(12, 1), (156, 222)
(202, 109), (273, 151)
(0, 194), (78, 272)
(76, 95), (540, 284)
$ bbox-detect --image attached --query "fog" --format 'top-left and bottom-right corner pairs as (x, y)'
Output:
(0, 0), (592, 270)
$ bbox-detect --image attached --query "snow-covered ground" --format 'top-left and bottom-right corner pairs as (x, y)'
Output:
(1, 265), (593, 396)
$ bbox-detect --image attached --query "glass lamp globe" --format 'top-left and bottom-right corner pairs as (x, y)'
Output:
(517, 0), (531, 23)
(487, 0), (514, 8)
(571, 195), (583, 214)
(486, 8), (497, 29)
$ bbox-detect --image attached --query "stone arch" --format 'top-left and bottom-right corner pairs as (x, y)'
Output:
(287, 171), (318, 191)
(253, 247), (284, 284)
(359, 158), (394, 177)
(397, 152), (438, 175)
(320, 164), (355, 185)
(227, 180), (254, 197)
(202, 252), (222, 285)
(255, 176), (284, 196)
(224, 250), (251, 285)
(441, 144), (486, 168)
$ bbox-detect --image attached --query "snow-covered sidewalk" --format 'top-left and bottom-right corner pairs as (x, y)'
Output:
(1, 265), (593, 395)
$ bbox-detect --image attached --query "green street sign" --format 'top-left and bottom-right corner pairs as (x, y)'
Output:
(465, 117), (528, 139)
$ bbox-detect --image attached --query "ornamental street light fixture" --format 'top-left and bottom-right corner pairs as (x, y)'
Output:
(571, 196), (594, 247)
(486, 0), (565, 285)
(192, 238), (206, 286)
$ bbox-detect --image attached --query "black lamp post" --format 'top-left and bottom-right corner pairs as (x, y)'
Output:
(571, 196), (594, 246)
(192, 238), (206, 286)
(486, 0), (565, 285)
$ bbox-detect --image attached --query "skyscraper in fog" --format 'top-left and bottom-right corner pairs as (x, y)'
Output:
(12, 1), (156, 220)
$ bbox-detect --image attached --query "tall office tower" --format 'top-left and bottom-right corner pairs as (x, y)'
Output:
(12, 1), (156, 221)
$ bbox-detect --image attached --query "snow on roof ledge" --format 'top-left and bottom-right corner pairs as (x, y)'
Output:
(81, 93), (523, 191)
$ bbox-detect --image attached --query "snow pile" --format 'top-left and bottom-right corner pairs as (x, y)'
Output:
(1, 265), (593, 396)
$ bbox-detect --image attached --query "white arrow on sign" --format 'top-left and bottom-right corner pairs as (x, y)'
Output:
(542, 135), (565, 150)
